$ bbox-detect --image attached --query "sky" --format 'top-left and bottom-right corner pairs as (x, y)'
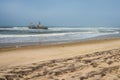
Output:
(0, 0), (120, 27)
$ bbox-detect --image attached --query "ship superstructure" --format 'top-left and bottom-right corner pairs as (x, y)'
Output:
(28, 22), (48, 29)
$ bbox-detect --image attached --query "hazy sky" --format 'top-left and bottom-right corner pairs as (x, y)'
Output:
(0, 0), (120, 27)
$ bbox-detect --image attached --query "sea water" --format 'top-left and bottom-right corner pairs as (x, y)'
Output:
(0, 26), (120, 48)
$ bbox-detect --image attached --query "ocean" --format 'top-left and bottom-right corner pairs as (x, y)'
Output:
(0, 26), (120, 48)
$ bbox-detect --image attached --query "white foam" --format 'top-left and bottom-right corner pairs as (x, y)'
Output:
(0, 31), (94, 38)
(0, 30), (119, 38)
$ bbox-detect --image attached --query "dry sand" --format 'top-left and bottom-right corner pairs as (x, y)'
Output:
(0, 38), (120, 80)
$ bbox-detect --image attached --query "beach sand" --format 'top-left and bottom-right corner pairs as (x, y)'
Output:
(0, 38), (120, 80)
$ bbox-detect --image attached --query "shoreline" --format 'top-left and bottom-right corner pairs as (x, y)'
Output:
(0, 32), (120, 48)
(0, 38), (120, 69)
(0, 37), (120, 52)
(0, 38), (120, 79)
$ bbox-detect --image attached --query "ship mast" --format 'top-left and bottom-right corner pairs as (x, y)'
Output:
(29, 22), (35, 28)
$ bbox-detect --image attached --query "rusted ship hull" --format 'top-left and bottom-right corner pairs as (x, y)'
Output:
(29, 26), (48, 29)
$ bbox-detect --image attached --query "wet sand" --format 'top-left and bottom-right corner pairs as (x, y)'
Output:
(0, 38), (120, 80)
